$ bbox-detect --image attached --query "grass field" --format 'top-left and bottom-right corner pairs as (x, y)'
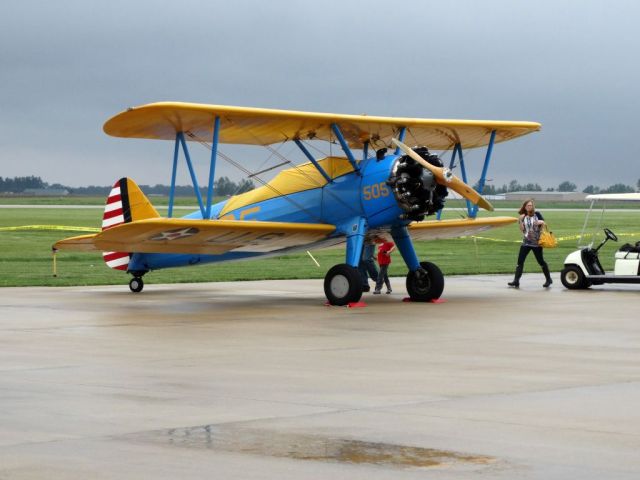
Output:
(1, 202), (639, 287)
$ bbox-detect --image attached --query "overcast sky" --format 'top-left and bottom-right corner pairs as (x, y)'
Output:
(1, 0), (638, 190)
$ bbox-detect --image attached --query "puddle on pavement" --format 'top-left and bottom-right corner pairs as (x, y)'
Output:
(130, 424), (496, 470)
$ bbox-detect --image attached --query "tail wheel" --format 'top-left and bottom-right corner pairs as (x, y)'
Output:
(324, 264), (363, 306)
(560, 265), (589, 290)
(406, 261), (444, 301)
(129, 276), (144, 293)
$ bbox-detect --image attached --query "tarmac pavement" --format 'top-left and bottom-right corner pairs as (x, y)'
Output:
(0, 274), (639, 479)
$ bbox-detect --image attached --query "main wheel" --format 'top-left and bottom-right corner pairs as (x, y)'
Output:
(560, 265), (588, 289)
(129, 276), (144, 293)
(324, 264), (363, 306)
(406, 261), (445, 302)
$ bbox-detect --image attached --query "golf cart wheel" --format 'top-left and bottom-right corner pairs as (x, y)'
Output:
(560, 265), (588, 290)
(324, 264), (363, 306)
(406, 261), (445, 302)
(129, 276), (144, 293)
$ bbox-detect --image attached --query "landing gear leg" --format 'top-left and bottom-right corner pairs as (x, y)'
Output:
(324, 217), (366, 305)
(391, 225), (445, 302)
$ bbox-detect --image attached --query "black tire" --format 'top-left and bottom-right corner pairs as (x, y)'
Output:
(129, 276), (144, 293)
(560, 265), (588, 290)
(324, 264), (363, 306)
(406, 261), (445, 302)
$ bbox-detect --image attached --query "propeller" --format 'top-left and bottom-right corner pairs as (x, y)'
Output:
(391, 138), (494, 212)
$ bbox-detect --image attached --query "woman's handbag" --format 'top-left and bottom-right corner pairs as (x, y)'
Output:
(538, 225), (558, 248)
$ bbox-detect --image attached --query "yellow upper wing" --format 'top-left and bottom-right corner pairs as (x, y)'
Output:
(408, 217), (517, 240)
(104, 102), (540, 151)
(54, 218), (336, 255)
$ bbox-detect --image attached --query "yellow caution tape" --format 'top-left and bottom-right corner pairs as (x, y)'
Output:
(470, 232), (640, 244)
(0, 225), (100, 232)
(469, 236), (519, 243)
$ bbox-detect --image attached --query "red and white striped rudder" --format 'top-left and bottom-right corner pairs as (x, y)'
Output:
(101, 178), (159, 271)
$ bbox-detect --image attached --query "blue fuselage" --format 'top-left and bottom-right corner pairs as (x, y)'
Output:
(128, 154), (406, 272)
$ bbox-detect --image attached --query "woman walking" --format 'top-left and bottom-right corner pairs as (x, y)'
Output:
(508, 199), (553, 288)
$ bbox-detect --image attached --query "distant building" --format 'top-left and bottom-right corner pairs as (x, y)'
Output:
(23, 188), (70, 196)
(505, 191), (587, 201)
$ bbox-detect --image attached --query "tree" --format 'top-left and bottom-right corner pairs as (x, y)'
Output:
(214, 176), (255, 196)
(637, 178), (640, 192)
(603, 183), (634, 193)
(236, 179), (254, 194)
(472, 182), (496, 195)
(0, 175), (46, 193)
(558, 181), (577, 192)
(508, 180), (520, 192)
(582, 185), (600, 194)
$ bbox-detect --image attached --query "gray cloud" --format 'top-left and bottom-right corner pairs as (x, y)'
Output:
(1, 0), (639, 190)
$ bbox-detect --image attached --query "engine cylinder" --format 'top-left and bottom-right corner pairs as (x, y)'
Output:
(387, 147), (448, 221)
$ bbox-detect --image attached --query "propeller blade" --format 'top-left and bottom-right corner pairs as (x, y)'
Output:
(391, 139), (494, 212)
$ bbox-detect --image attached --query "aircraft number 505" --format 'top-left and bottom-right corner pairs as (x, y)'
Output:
(363, 182), (390, 200)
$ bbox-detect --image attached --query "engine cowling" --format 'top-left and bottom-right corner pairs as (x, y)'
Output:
(387, 147), (448, 221)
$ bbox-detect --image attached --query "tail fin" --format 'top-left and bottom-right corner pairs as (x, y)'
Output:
(102, 178), (159, 271)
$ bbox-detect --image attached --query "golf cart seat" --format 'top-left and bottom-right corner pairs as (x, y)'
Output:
(616, 242), (640, 259)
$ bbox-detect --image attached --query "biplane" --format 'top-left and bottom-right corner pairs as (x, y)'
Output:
(54, 103), (540, 305)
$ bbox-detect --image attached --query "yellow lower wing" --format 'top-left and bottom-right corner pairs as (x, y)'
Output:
(408, 217), (516, 240)
(54, 219), (336, 255)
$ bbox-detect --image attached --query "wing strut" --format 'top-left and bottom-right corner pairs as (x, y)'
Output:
(178, 133), (206, 218)
(470, 129), (496, 218)
(294, 139), (333, 184)
(435, 130), (497, 219)
(168, 136), (180, 218)
(167, 116), (221, 220)
(205, 116), (221, 219)
(330, 123), (361, 176)
(393, 127), (407, 155)
(437, 142), (470, 219)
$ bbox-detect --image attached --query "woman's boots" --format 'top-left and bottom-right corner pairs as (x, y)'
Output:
(508, 265), (523, 288)
(542, 264), (553, 288)
(509, 265), (553, 288)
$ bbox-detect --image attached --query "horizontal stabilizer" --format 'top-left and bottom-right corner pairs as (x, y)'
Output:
(54, 233), (100, 251)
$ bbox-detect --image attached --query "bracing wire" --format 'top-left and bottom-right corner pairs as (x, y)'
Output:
(184, 131), (324, 223)
(236, 124), (361, 217)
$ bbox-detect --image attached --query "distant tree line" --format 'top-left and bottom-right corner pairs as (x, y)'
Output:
(1, 174), (638, 196)
(581, 183), (637, 194)
(0, 175), (47, 192)
(0, 175), (254, 196)
(476, 179), (639, 195)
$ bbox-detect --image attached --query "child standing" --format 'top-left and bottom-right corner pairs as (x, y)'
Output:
(373, 237), (395, 294)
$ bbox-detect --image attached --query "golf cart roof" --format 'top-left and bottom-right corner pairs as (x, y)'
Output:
(585, 193), (640, 202)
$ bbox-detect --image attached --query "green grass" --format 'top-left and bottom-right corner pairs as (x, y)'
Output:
(1, 206), (639, 287)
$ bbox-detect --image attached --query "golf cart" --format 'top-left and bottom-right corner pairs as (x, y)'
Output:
(561, 193), (640, 290)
